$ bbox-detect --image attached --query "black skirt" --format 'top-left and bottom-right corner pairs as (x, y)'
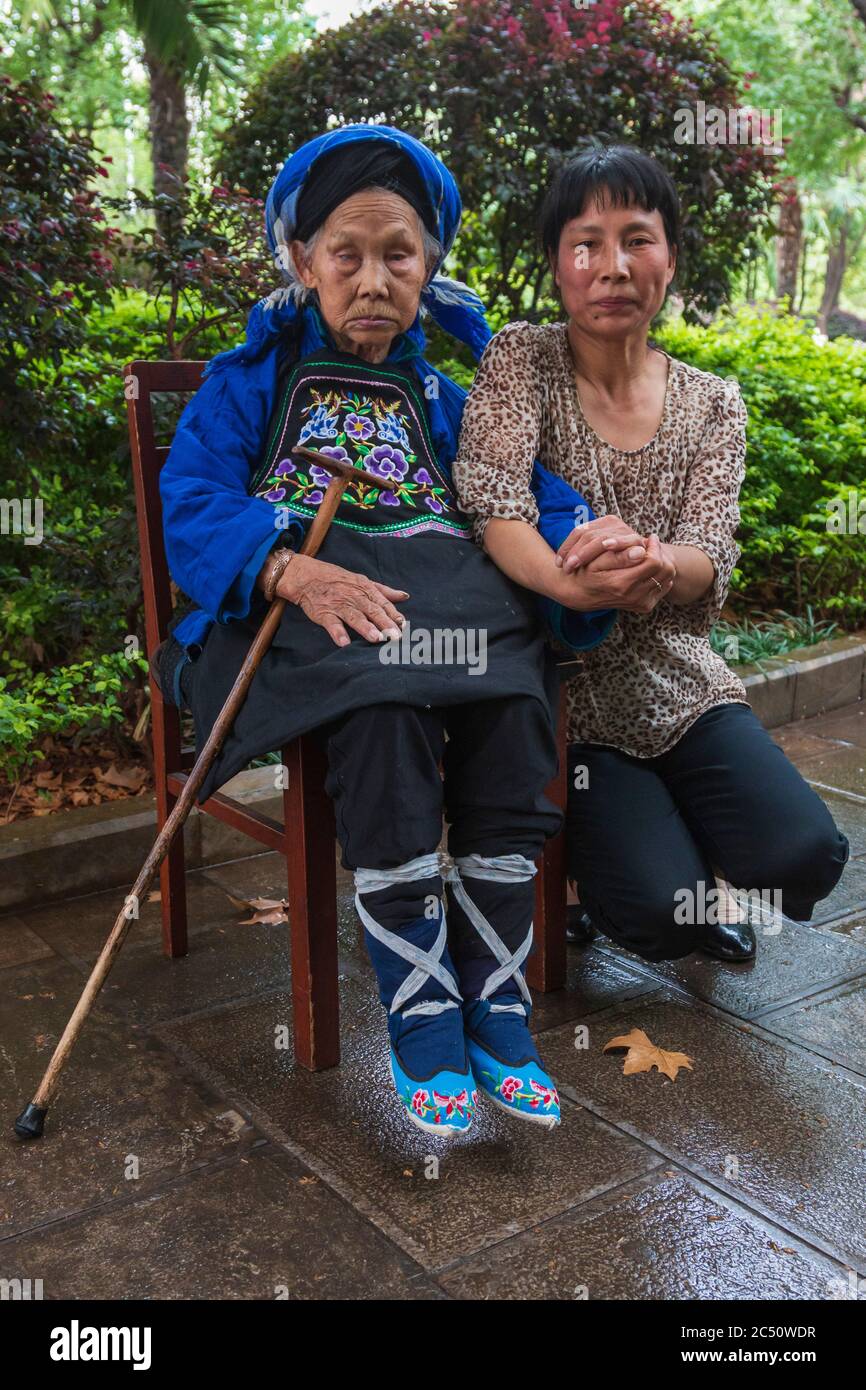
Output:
(185, 526), (560, 805)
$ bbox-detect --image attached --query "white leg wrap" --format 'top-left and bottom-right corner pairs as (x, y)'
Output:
(443, 853), (535, 1011)
(353, 853), (460, 1018)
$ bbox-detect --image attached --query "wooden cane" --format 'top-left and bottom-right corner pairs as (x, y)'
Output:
(14, 447), (398, 1140)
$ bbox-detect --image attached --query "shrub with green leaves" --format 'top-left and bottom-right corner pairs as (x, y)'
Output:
(655, 306), (866, 626)
(0, 652), (148, 783)
(0, 75), (118, 469)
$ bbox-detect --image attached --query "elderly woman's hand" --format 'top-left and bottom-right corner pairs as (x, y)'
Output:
(277, 553), (409, 647)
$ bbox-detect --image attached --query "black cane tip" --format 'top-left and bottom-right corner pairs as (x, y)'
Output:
(14, 1102), (47, 1140)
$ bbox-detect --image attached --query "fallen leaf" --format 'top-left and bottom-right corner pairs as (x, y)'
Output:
(227, 892), (289, 925)
(603, 1027), (694, 1081)
(147, 890), (161, 903)
(34, 770), (62, 788)
(99, 763), (148, 791)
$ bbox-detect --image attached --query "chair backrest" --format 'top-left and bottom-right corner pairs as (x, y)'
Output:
(124, 360), (206, 658)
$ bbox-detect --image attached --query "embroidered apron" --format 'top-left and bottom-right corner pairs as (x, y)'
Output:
(248, 348), (472, 542)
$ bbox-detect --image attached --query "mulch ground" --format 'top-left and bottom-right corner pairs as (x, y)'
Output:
(0, 734), (153, 825)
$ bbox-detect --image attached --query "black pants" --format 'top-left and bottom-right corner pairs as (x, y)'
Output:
(566, 701), (850, 962)
(323, 695), (562, 947)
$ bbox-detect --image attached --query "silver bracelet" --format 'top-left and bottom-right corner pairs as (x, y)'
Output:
(263, 546), (296, 602)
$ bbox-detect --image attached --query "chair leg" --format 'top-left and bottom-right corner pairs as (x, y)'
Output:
(528, 680), (568, 992)
(283, 734), (340, 1070)
(153, 693), (188, 958)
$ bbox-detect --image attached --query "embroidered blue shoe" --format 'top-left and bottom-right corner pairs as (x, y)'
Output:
(355, 855), (477, 1138)
(445, 855), (561, 1130)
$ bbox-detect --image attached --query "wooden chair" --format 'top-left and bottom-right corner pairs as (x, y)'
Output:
(124, 359), (570, 1072)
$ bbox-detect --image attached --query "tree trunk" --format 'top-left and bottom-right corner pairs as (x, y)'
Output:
(144, 46), (190, 238)
(817, 219), (850, 333)
(775, 179), (802, 309)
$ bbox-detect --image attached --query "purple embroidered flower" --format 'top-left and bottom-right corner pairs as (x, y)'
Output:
(344, 412), (375, 442)
(265, 485), (286, 502)
(412, 467), (433, 486)
(379, 489), (400, 506)
(274, 458), (296, 477)
(424, 494), (444, 514)
(367, 444), (408, 482)
(309, 445), (351, 489)
(307, 489), (324, 505)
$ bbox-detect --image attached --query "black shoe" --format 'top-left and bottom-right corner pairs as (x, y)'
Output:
(566, 905), (596, 947)
(698, 917), (757, 962)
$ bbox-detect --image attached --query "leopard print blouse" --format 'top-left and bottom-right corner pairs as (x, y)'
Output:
(452, 320), (750, 758)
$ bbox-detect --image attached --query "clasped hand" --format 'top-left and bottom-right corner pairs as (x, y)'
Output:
(555, 515), (676, 615)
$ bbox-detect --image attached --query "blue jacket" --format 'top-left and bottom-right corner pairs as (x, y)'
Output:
(159, 337), (617, 654)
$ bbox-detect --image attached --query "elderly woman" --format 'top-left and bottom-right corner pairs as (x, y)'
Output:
(453, 143), (849, 965)
(156, 125), (614, 1137)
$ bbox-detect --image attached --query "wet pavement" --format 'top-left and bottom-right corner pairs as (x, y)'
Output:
(2, 702), (865, 1300)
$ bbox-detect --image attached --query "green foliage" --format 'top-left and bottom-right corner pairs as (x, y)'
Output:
(104, 170), (279, 359)
(0, 75), (118, 464)
(0, 651), (147, 781)
(709, 606), (839, 667)
(655, 305), (866, 623)
(216, 0), (778, 326)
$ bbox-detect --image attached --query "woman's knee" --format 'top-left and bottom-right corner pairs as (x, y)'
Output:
(729, 818), (849, 917)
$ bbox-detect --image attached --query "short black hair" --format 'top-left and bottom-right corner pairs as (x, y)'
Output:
(540, 142), (680, 260)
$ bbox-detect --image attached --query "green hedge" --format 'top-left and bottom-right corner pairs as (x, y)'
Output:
(654, 306), (866, 626)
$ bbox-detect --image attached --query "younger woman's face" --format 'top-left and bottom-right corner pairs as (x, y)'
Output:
(552, 190), (676, 339)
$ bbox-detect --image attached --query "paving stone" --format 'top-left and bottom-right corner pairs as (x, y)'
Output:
(0, 1146), (441, 1300)
(0, 915), (54, 970)
(90, 917), (298, 1028)
(439, 1172), (849, 1301)
(772, 727), (847, 761)
(0, 956), (258, 1239)
(204, 851), (367, 958)
(16, 869), (238, 964)
(529, 944), (657, 1033)
(760, 982), (866, 1076)
(159, 973), (661, 1268)
(801, 744), (866, 799)
(797, 704), (866, 749)
(822, 910), (866, 946)
(594, 919), (866, 1019)
(541, 995), (866, 1268)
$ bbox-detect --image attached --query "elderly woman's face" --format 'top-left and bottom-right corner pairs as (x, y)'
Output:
(291, 189), (429, 362)
(552, 191), (676, 340)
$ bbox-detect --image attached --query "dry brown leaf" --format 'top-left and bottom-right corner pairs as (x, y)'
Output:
(147, 890), (161, 903)
(101, 767), (148, 789)
(226, 892), (289, 925)
(34, 770), (62, 788)
(603, 1027), (694, 1081)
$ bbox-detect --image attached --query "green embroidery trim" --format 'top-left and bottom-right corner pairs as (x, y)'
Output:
(270, 504), (471, 536)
